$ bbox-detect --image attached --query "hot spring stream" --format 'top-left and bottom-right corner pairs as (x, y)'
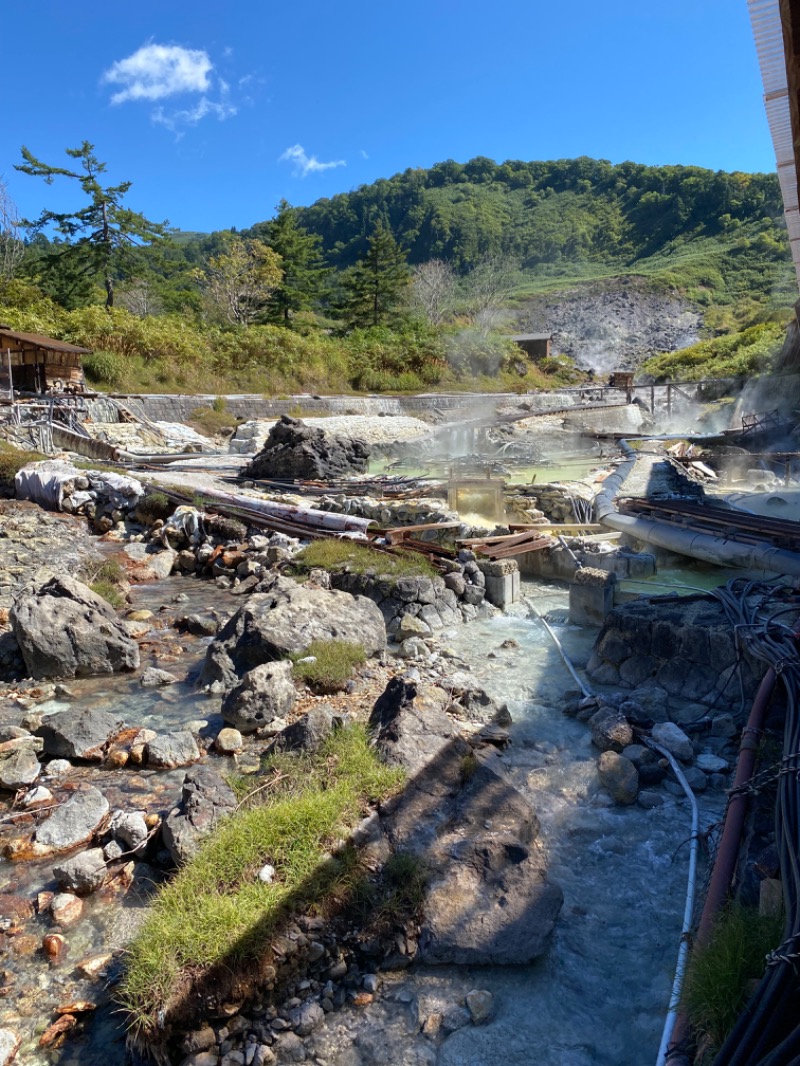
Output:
(0, 575), (723, 1066)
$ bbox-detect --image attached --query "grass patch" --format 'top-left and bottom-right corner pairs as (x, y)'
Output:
(682, 904), (783, 1056)
(188, 398), (239, 438)
(0, 444), (47, 484)
(118, 725), (404, 1039)
(291, 539), (437, 581)
(79, 556), (128, 610)
(135, 490), (174, 524)
(291, 639), (367, 693)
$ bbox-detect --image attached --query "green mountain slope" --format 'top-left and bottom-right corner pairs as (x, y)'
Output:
(280, 156), (794, 322)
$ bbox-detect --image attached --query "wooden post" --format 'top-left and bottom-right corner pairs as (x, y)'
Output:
(667, 384), (673, 419)
(5, 348), (11, 400)
(651, 383), (655, 414)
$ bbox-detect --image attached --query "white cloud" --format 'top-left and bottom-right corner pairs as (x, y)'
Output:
(103, 43), (212, 104)
(279, 144), (346, 178)
(359, 149), (369, 159)
(152, 96), (237, 133)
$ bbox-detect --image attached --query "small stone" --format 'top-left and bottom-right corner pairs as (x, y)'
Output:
(710, 714), (737, 739)
(597, 751), (639, 805)
(326, 959), (347, 980)
(696, 753), (728, 773)
(21, 786), (53, 807)
(46, 759), (71, 777)
(51, 893), (83, 926)
(258, 864), (276, 884)
(140, 667), (179, 688)
(637, 790), (665, 809)
(111, 810), (149, 851)
(362, 974), (379, 994)
(215, 728), (243, 755)
(274, 1032), (306, 1062)
(42, 933), (67, 962)
(465, 989), (494, 1024)
(146, 730), (200, 769)
(288, 999), (324, 1036)
(0, 749), (40, 790)
(422, 1013), (443, 1039)
(182, 1026), (219, 1055)
(104, 840), (124, 861)
(441, 1005), (472, 1033)
(76, 953), (113, 980)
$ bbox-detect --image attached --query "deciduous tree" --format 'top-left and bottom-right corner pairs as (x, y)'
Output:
(410, 258), (457, 325)
(200, 236), (282, 326)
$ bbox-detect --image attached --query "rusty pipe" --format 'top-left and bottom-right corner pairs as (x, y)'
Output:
(665, 662), (780, 1064)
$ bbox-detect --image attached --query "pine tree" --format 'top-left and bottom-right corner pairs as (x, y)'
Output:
(261, 200), (328, 326)
(15, 141), (168, 309)
(340, 222), (411, 329)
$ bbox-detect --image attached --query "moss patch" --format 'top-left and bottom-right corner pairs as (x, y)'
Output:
(291, 539), (437, 581)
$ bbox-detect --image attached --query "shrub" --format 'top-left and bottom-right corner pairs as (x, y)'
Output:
(291, 640), (367, 693)
(682, 904), (783, 1055)
(135, 491), (174, 524)
(82, 350), (126, 388)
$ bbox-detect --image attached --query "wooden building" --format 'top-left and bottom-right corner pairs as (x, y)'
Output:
(508, 333), (552, 360)
(0, 326), (89, 395)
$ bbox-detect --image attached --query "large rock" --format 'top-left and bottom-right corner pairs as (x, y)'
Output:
(145, 731), (200, 769)
(36, 708), (125, 761)
(202, 576), (386, 688)
(269, 706), (335, 753)
(10, 576), (139, 679)
(52, 848), (107, 894)
(221, 661), (296, 733)
(33, 786), (109, 855)
(416, 751), (563, 965)
(651, 722), (694, 763)
(243, 415), (369, 481)
(162, 765), (237, 865)
(369, 676), (460, 776)
(598, 752), (639, 805)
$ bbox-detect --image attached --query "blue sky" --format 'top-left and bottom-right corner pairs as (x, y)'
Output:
(2, 0), (774, 234)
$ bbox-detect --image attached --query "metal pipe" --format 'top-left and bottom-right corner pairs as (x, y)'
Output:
(527, 601), (592, 698)
(649, 741), (701, 1066)
(594, 442), (800, 577)
(194, 485), (376, 535)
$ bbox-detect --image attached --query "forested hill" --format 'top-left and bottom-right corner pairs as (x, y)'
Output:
(276, 156), (787, 275)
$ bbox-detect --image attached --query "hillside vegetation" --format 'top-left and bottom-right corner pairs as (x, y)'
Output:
(3, 153), (795, 393)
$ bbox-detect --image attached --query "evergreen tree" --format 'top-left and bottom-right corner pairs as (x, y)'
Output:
(261, 200), (328, 326)
(340, 222), (410, 329)
(15, 141), (168, 309)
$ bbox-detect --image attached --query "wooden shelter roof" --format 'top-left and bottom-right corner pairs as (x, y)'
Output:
(0, 325), (91, 356)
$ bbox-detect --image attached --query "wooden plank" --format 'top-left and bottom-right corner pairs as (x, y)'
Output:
(384, 521), (462, 543)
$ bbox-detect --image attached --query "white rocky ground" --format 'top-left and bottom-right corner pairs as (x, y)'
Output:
(230, 415), (434, 454)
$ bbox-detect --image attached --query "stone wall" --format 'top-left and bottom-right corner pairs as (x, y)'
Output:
(587, 596), (762, 706)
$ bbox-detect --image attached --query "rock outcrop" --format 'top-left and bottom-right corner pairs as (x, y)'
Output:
(162, 765), (238, 866)
(11, 576), (139, 680)
(243, 415), (369, 480)
(221, 661), (296, 733)
(371, 677), (563, 966)
(201, 575), (386, 688)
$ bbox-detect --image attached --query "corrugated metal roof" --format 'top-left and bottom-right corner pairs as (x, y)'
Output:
(748, 0), (800, 287)
(0, 326), (91, 355)
(508, 333), (552, 341)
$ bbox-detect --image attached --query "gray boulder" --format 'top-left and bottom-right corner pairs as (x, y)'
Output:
(269, 706), (335, 754)
(10, 575), (139, 679)
(53, 847), (107, 894)
(145, 730), (200, 769)
(369, 676), (460, 776)
(0, 748), (40, 790)
(598, 752), (639, 805)
(589, 707), (633, 753)
(140, 667), (178, 688)
(417, 751), (563, 965)
(110, 810), (149, 851)
(162, 765), (237, 865)
(36, 708), (125, 761)
(221, 661), (296, 733)
(651, 722), (694, 763)
(202, 576), (386, 688)
(243, 415), (369, 480)
(34, 786), (109, 854)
